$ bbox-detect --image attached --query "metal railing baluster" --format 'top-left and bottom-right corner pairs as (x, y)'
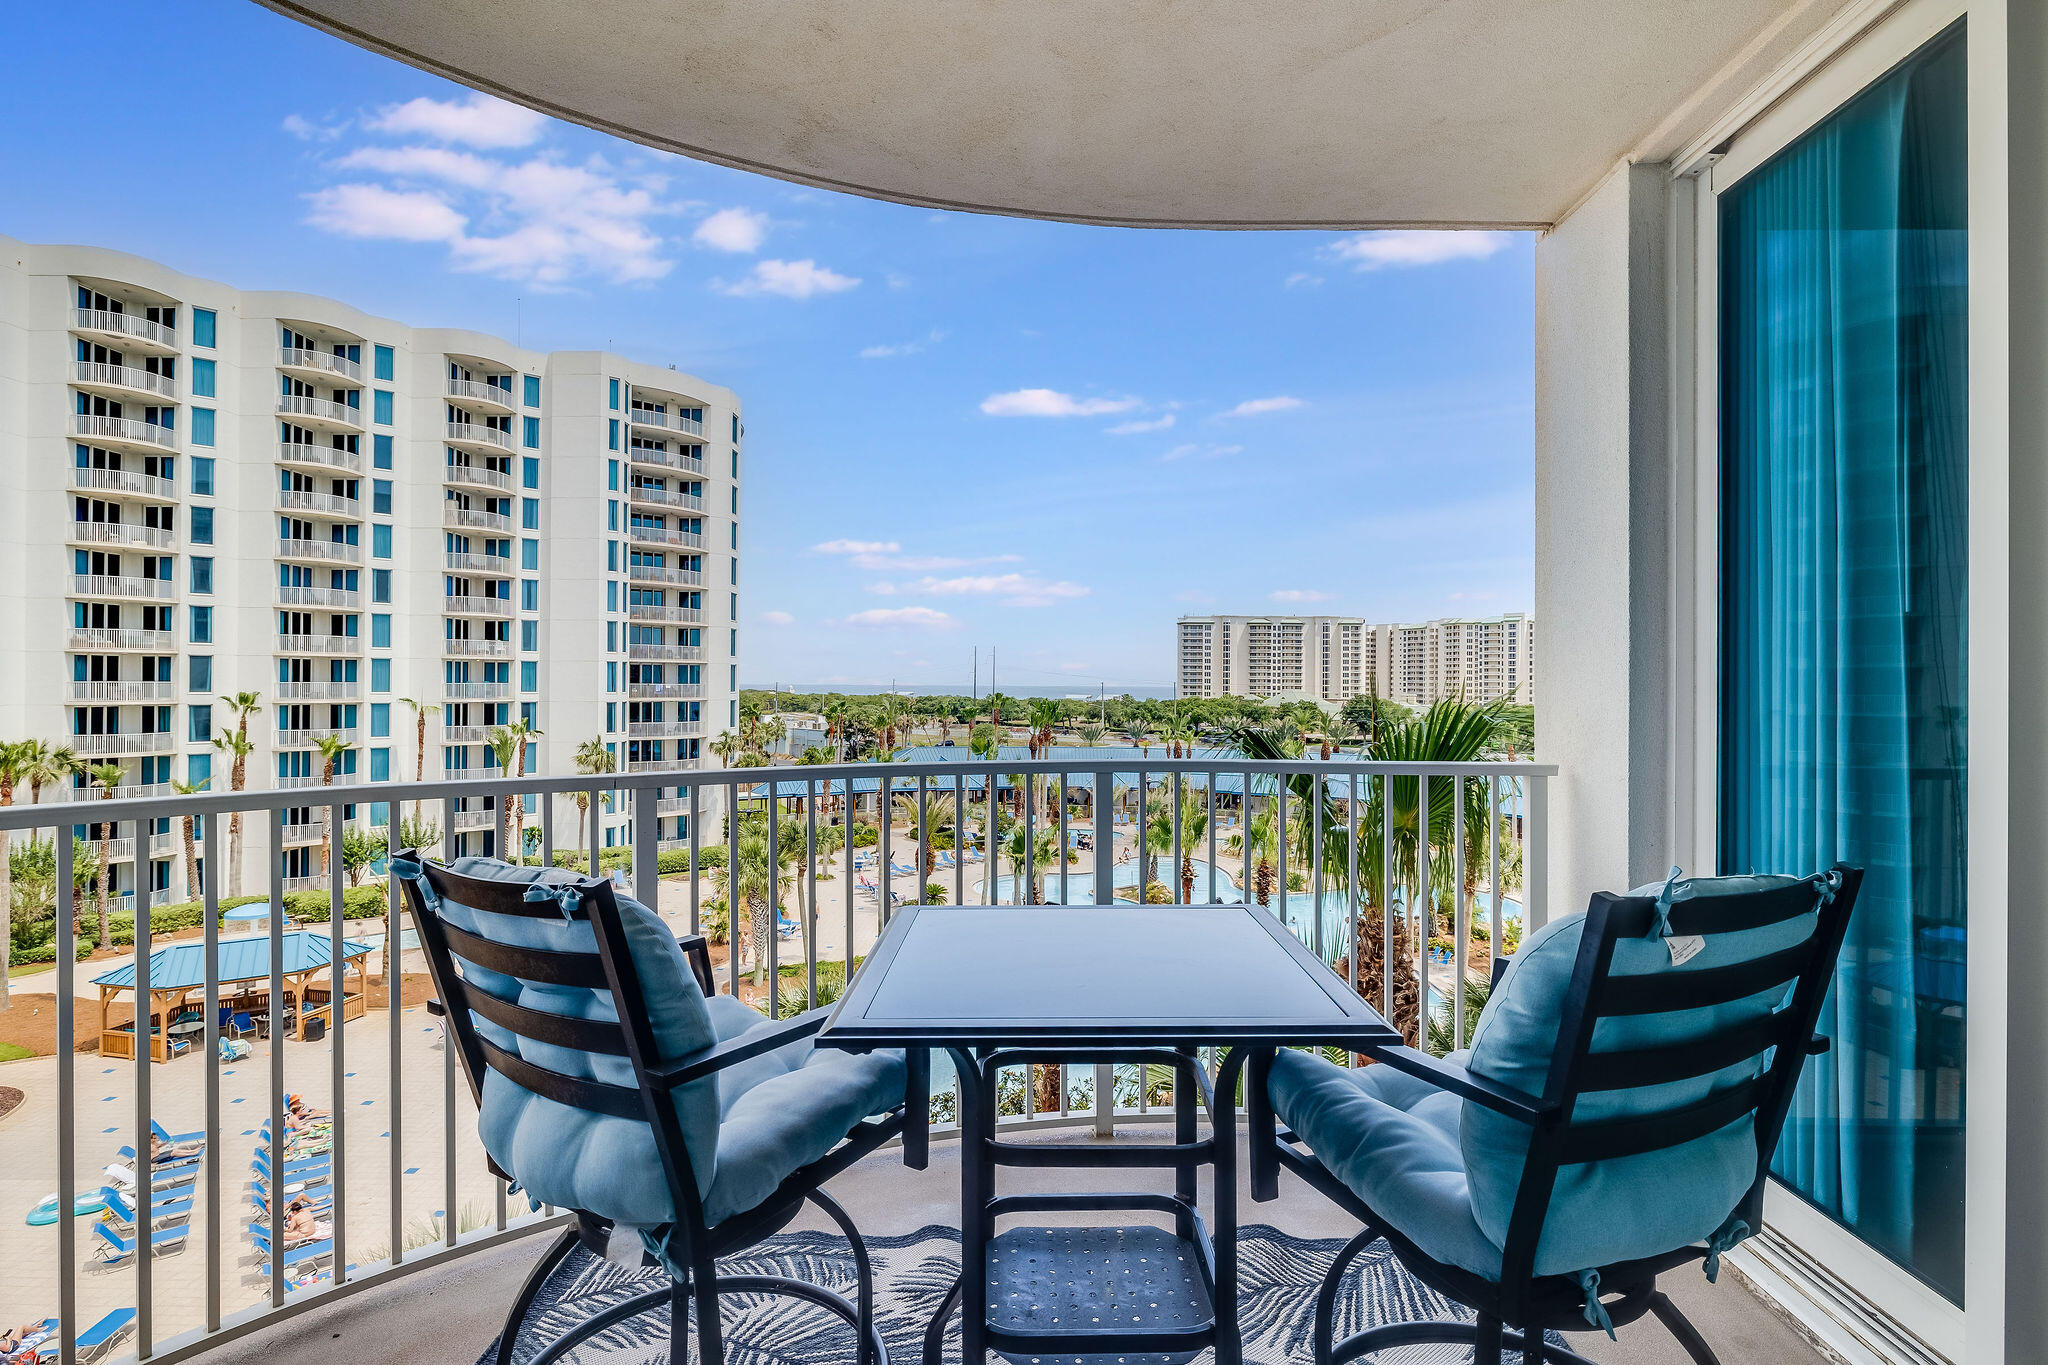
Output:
(329, 799), (351, 1276)
(440, 796), (457, 1250)
(1023, 772), (1035, 904)
(805, 781), (818, 1008)
(726, 791), (740, 997)
(1489, 774), (1503, 975)
(203, 815), (222, 1325)
(133, 816), (151, 1355)
(766, 790), (780, 1016)
(386, 808), (404, 1264)
(954, 772), (967, 908)
(1452, 781), (1468, 1049)
(268, 809), (287, 1306)
(1416, 777), (1431, 1048)
(57, 830), (75, 1365)
(1381, 775), (1395, 1028)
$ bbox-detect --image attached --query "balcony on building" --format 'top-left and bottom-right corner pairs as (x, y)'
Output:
(275, 392), (364, 433)
(69, 412), (177, 455)
(445, 417), (514, 454)
(627, 441), (706, 476)
(277, 442), (364, 476)
(276, 535), (364, 565)
(278, 344), (364, 386)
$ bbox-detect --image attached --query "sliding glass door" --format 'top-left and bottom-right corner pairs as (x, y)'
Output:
(1717, 22), (1968, 1302)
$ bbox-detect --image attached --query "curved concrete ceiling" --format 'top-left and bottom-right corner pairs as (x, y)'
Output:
(257, 0), (1851, 229)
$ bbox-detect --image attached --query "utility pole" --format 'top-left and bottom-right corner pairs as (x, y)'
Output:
(972, 646), (978, 701)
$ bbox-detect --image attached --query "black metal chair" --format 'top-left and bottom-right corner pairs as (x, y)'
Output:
(396, 852), (928, 1365)
(1249, 866), (1862, 1365)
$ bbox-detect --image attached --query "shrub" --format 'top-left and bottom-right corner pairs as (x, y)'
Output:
(283, 884), (391, 922)
(107, 893), (271, 946)
(923, 881), (948, 905)
(848, 822), (878, 849)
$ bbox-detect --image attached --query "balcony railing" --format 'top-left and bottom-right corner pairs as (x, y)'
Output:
(444, 680), (510, 700)
(446, 420), (513, 451)
(275, 679), (361, 700)
(71, 464), (177, 500)
(0, 753), (1550, 1365)
(624, 756), (691, 772)
(278, 584), (361, 609)
(72, 306), (176, 349)
(443, 594), (515, 617)
(447, 377), (517, 411)
(70, 573), (174, 602)
(69, 730), (177, 757)
(68, 521), (174, 549)
(71, 413), (177, 450)
(279, 488), (364, 518)
(626, 642), (704, 662)
(277, 537), (363, 564)
(71, 359), (177, 400)
(626, 603), (703, 625)
(444, 505), (513, 533)
(444, 550), (514, 574)
(442, 724), (491, 743)
(626, 681), (705, 700)
(627, 484), (703, 511)
(70, 678), (175, 703)
(277, 634), (362, 657)
(444, 462), (514, 492)
(625, 719), (702, 739)
(443, 637), (511, 659)
(628, 407), (705, 438)
(278, 443), (364, 475)
(275, 770), (364, 790)
(280, 346), (364, 382)
(276, 726), (360, 748)
(627, 523), (702, 549)
(277, 393), (363, 428)
(68, 626), (172, 650)
(628, 445), (706, 476)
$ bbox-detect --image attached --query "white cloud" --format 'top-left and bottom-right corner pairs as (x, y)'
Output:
(282, 113), (345, 143)
(980, 389), (1141, 417)
(693, 207), (767, 253)
(814, 539), (901, 556)
(1225, 395), (1304, 418)
(305, 184), (468, 244)
(1284, 272), (1324, 289)
(716, 258), (860, 299)
(366, 93), (548, 149)
(1326, 230), (1511, 271)
(1160, 443), (1242, 463)
(1107, 414), (1175, 435)
(898, 573), (1090, 608)
(817, 539), (1028, 573)
(761, 610), (795, 625)
(841, 607), (954, 629)
(859, 328), (946, 360)
(312, 142), (675, 286)
(1270, 589), (1333, 603)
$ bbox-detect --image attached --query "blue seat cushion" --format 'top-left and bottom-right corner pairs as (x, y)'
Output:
(1269, 1048), (1505, 1281)
(1459, 872), (1825, 1275)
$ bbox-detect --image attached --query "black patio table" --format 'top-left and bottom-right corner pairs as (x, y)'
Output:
(818, 902), (1399, 1365)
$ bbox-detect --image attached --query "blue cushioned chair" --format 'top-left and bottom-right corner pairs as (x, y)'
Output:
(1250, 866), (1861, 1365)
(396, 852), (927, 1365)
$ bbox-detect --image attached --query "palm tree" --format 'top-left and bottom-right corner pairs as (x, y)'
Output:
(486, 726), (521, 857)
(313, 734), (354, 876)
(506, 718), (542, 858)
(1321, 712), (1360, 759)
(88, 762), (124, 950)
(1120, 721), (1151, 749)
(894, 789), (956, 882)
(1177, 790), (1210, 902)
(216, 691), (262, 895)
(1026, 698), (1061, 759)
(170, 778), (208, 902)
(1077, 721), (1106, 748)
(400, 698), (441, 820)
(22, 738), (77, 805)
(1228, 806), (1278, 908)
(1141, 795), (1176, 887)
(1160, 721), (1196, 760)
(571, 735), (616, 857)
(0, 739), (38, 1008)
(708, 729), (744, 767)
(1000, 821), (1058, 904)
(717, 815), (790, 988)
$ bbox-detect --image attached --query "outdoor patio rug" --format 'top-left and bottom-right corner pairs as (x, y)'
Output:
(483, 1223), (1571, 1365)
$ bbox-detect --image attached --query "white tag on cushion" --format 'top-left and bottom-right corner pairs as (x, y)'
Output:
(604, 1223), (651, 1266)
(1666, 934), (1706, 967)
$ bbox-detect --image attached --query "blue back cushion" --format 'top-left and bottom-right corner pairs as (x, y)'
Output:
(1460, 873), (1821, 1275)
(429, 858), (722, 1216)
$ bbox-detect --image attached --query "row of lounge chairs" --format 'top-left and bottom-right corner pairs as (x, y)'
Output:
(8, 1309), (138, 1363)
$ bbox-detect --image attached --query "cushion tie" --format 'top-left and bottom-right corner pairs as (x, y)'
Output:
(1574, 1269), (1617, 1338)
(523, 882), (584, 919)
(1648, 865), (1693, 938)
(390, 856), (441, 913)
(1812, 867), (1843, 908)
(1703, 1217), (1750, 1283)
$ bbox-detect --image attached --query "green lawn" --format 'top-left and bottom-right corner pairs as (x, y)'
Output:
(9, 960), (57, 978)
(0, 1041), (34, 1063)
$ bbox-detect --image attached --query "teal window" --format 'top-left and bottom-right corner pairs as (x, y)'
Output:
(521, 538), (539, 570)
(607, 621), (616, 651)
(521, 661), (538, 693)
(187, 753), (211, 788)
(606, 541), (617, 572)
(608, 418), (618, 450)
(192, 309), (216, 348)
(370, 802), (390, 828)
(521, 620), (538, 651)
(524, 374), (541, 407)
(523, 456), (540, 489)
(732, 449), (739, 478)
(370, 747), (390, 782)
(190, 557), (213, 593)
(606, 702), (616, 732)
(373, 434), (393, 469)
(191, 358), (216, 398)
(609, 377), (619, 410)
(189, 655), (212, 692)
(372, 568), (392, 603)
(523, 416), (541, 448)
(606, 501), (617, 532)
(371, 658), (391, 693)
(607, 459), (617, 491)
(191, 408), (215, 447)
(370, 702), (390, 738)
(372, 613), (391, 647)
(188, 606), (212, 643)
(374, 345), (394, 381)
(606, 662), (617, 693)
(192, 457), (214, 496)
(522, 498), (540, 530)
(373, 524), (392, 559)
(373, 390), (394, 425)
(188, 704), (211, 743)
(1718, 24), (1967, 1302)
(606, 581), (617, 612)
(189, 508), (213, 545)
(373, 479), (392, 515)
(521, 579), (539, 611)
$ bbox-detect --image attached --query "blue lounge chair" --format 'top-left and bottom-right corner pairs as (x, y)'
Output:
(248, 1223), (334, 1268)
(35, 1308), (138, 1362)
(13, 1319), (57, 1362)
(99, 1185), (194, 1229)
(149, 1120), (205, 1146)
(251, 1150), (330, 1178)
(92, 1218), (190, 1263)
(115, 1143), (199, 1172)
(251, 1185), (331, 1216)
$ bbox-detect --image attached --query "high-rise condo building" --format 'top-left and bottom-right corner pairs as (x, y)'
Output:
(1175, 612), (1534, 708)
(0, 237), (742, 906)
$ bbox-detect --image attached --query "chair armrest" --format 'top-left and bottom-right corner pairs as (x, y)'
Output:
(425, 999), (445, 1018)
(676, 934), (717, 998)
(1367, 1044), (1556, 1123)
(650, 1006), (830, 1088)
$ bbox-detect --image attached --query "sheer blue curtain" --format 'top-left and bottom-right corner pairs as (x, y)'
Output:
(1718, 24), (1967, 1300)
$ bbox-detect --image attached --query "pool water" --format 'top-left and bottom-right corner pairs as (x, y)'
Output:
(989, 858), (1240, 904)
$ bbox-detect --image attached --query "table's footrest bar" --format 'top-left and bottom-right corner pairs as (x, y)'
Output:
(989, 1192), (1192, 1219)
(989, 1138), (1210, 1169)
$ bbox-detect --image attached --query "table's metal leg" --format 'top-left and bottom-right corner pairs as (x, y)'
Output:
(957, 1048), (989, 1365)
(1174, 1046), (1198, 1244)
(1211, 1047), (1255, 1365)
(921, 1276), (962, 1365)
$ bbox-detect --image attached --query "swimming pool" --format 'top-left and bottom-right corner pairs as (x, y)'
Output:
(989, 857), (1241, 904)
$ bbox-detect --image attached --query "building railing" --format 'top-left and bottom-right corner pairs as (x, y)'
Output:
(443, 681), (509, 700)
(72, 464), (178, 500)
(280, 348), (363, 383)
(444, 462), (513, 492)
(627, 446), (706, 476)
(275, 727), (359, 749)
(278, 489), (363, 518)
(68, 626), (173, 650)
(277, 586), (361, 609)
(72, 306), (176, 348)
(0, 755), (1549, 1365)
(627, 407), (704, 438)
(625, 681), (704, 700)
(70, 678), (176, 703)
(70, 573), (175, 602)
(445, 421), (512, 451)
(443, 551), (513, 574)
(626, 524), (702, 549)
(70, 520), (175, 550)
(625, 642), (704, 662)
(447, 378), (515, 409)
(626, 564), (702, 587)
(442, 594), (514, 617)
(626, 484), (703, 511)
(626, 603), (702, 624)
(72, 359), (178, 400)
(275, 680), (361, 701)
(69, 730), (178, 757)
(71, 413), (177, 450)
(442, 637), (511, 659)
(443, 506), (512, 533)
(276, 394), (362, 428)
(277, 537), (363, 564)
(625, 720), (702, 739)
(276, 634), (362, 657)
(442, 725), (490, 743)
(274, 770), (363, 790)
(277, 444), (363, 475)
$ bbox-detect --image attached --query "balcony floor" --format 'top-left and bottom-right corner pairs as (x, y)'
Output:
(188, 1128), (1825, 1365)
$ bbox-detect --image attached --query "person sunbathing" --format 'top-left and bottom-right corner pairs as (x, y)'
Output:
(1, 1321), (54, 1364)
(149, 1134), (204, 1163)
(282, 1198), (332, 1247)
(284, 1094), (331, 1126)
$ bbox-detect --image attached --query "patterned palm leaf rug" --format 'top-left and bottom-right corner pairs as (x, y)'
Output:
(482, 1224), (1569, 1365)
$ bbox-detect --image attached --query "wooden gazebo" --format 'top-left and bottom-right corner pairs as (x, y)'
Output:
(93, 929), (371, 1062)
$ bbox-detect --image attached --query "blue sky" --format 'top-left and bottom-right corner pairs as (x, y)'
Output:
(5, 1), (1534, 694)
